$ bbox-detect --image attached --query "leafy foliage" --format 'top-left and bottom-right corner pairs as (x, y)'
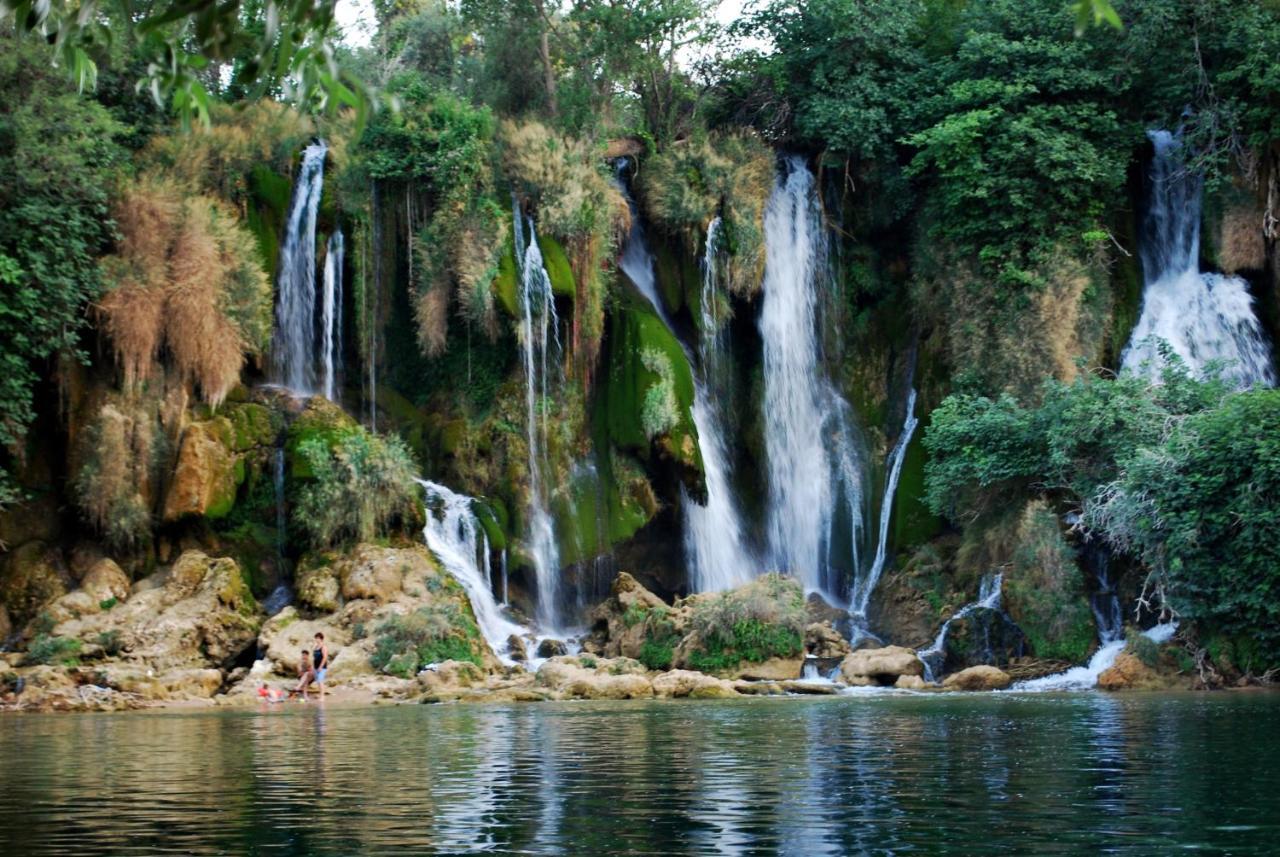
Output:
(292, 425), (420, 549)
(685, 573), (806, 670)
(26, 634), (83, 667)
(0, 43), (124, 504)
(924, 358), (1280, 667)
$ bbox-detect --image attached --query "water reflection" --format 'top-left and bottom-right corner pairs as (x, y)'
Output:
(0, 694), (1277, 854)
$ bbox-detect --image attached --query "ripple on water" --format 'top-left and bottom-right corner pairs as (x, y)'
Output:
(0, 694), (1277, 855)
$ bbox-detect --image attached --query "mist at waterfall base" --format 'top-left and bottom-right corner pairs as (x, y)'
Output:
(1122, 130), (1276, 387)
(5, 696), (1279, 855)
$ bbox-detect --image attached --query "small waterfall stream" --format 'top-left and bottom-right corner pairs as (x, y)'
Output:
(417, 479), (529, 663)
(273, 142), (328, 394)
(918, 573), (1003, 683)
(615, 175), (754, 593)
(514, 203), (565, 631)
(759, 156), (866, 599)
(1122, 130), (1275, 387)
(321, 229), (345, 401)
(852, 387), (919, 620)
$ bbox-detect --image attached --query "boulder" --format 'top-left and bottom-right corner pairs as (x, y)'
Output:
(536, 656), (653, 700)
(1098, 652), (1185, 691)
(0, 541), (71, 628)
(295, 558), (341, 612)
(942, 665), (1012, 691)
(586, 571), (670, 659)
(804, 622), (852, 659)
(507, 635), (528, 662)
(416, 660), (486, 696)
(894, 674), (929, 690)
(780, 680), (840, 695)
(840, 646), (924, 686)
(162, 418), (239, 521)
(652, 670), (739, 699)
(536, 638), (569, 659)
(732, 657), (803, 681)
(81, 559), (131, 604)
(339, 545), (417, 604)
(258, 608), (348, 676)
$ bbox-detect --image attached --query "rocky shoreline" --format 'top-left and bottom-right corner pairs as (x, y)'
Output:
(3, 545), (1246, 714)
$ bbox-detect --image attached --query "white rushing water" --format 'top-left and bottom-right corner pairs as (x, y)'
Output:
(514, 203), (565, 632)
(1122, 130), (1275, 387)
(918, 572), (1004, 683)
(851, 387), (919, 619)
(320, 229), (344, 401)
(759, 156), (866, 599)
(614, 176), (754, 593)
(417, 479), (529, 663)
(1013, 623), (1179, 692)
(273, 142), (328, 393)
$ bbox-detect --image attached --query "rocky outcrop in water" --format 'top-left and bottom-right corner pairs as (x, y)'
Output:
(942, 665), (1012, 691)
(840, 646), (924, 686)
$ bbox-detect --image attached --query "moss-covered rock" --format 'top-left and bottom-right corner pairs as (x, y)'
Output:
(491, 242), (519, 317)
(162, 417), (240, 522)
(225, 402), (278, 452)
(0, 541), (71, 629)
(295, 553), (341, 613)
(284, 397), (358, 479)
(600, 293), (703, 491)
(537, 233), (576, 299)
(1002, 501), (1098, 664)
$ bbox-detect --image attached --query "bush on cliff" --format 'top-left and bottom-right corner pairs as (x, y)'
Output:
(685, 574), (806, 672)
(925, 358), (1280, 668)
(292, 426), (420, 549)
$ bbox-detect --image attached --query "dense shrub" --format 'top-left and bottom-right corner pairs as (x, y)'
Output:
(369, 604), (483, 676)
(686, 574), (806, 671)
(292, 426), (420, 549)
(26, 634), (83, 667)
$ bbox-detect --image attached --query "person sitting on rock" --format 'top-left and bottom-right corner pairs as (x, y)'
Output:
(312, 633), (329, 698)
(293, 649), (314, 699)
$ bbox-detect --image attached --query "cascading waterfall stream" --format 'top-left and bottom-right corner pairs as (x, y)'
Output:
(1122, 130), (1275, 387)
(320, 229), (344, 401)
(514, 202), (565, 632)
(918, 573), (1004, 683)
(273, 142), (328, 394)
(759, 156), (866, 599)
(417, 479), (529, 663)
(614, 175), (754, 592)
(852, 387), (919, 620)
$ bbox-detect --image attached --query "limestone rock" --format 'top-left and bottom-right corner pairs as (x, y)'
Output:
(732, 657), (803, 681)
(81, 559), (131, 604)
(536, 656), (653, 699)
(840, 646), (923, 685)
(586, 571), (670, 659)
(258, 608), (348, 676)
(894, 674), (929, 690)
(507, 635), (528, 661)
(780, 680), (839, 695)
(942, 665), (1012, 691)
(1098, 652), (1185, 691)
(416, 660), (486, 696)
(0, 541), (71, 628)
(652, 669), (739, 699)
(804, 622), (852, 659)
(339, 545), (421, 603)
(162, 418), (239, 521)
(295, 558), (341, 613)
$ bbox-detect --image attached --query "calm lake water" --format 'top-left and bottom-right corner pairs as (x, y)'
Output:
(0, 692), (1277, 855)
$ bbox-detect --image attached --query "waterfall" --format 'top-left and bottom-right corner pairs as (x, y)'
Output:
(500, 549), (509, 605)
(417, 479), (528, 662)
(851, 388), (919, 619)
(320, 229), (344, 401)
(1122, 130), (1275, 387)
(918, 573), (1003, 682)
(273, 142), (327, 393)
(614, 171), (754, 593)
(515, 202), (564, 631)
(759, 156), (866, 599)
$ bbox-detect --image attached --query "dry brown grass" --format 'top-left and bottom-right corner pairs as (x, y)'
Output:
(74, 398), (161, 550)
(1217, 203), (1266, 273)
(97, 178), (271, 405)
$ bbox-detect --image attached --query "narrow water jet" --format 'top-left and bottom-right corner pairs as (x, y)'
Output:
(1122, 130), (1275, 387)
(320, 229), (344, 401)
(851, 388), (919, 619)
(273, 142), (327, 393)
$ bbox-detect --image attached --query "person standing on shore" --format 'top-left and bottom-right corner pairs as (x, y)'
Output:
(312, 633), (329, 698)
